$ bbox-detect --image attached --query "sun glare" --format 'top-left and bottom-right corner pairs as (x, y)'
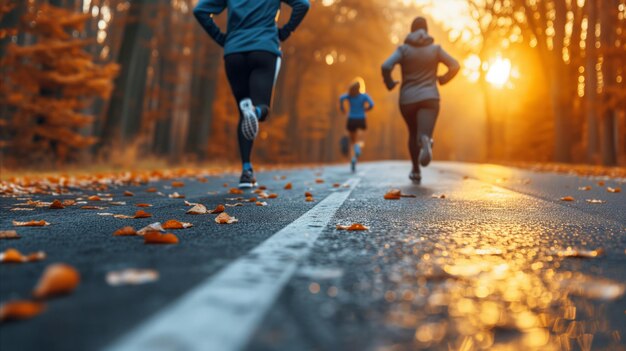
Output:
(486, 57), (512, 88)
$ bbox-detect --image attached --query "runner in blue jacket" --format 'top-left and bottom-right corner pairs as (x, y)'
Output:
(339, 78), (374, 172)
(194, 0), (309, 188)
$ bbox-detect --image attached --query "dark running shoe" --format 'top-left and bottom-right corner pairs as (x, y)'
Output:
(239, 169), (257, 189)
(419, 135), (433, 167)
(351, 157), (356, 173)
(409, 170), (421, 184)
(340, 136), (350, 157)
(239, 98), (259, 141)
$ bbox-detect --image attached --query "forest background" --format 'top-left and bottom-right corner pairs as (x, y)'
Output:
(0, 0), (625, 170)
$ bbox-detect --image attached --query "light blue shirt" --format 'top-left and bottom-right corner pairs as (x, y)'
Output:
(340, 93), (374, 119)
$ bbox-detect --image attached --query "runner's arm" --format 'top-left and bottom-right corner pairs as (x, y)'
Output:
(382, 48), (402, 91)
(193, 0), (227, 47)
(437, 46), (460, 85)
(279, 0), (311, 41)
(364, 94), (374, 111)
(339, 94), (348, 114)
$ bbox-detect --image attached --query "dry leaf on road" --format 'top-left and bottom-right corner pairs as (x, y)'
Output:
(0, 230), (20, 239)
(0, 300), (46, 322)
(187, 204), (208, 214)
(560, 196), (575, 202)
(284, 183), (292, 190)
(33, 263), (80, 299)
(215, 212), (238, 224)
(144, 232), (179, 244)
(209, 204), (225, 214)
(13, 220), (50, 227)
(586, 199), (605, 204)
(1, 248), (46, 263)
(113, 226), (137, 236)
(106, 269), (159, 286)
(137, 223), (165, 236)
(49, 200), (64, 209)
(607, 187), (621, 193)
(162, 220), (193, 229)
(336, 223), (369, 231)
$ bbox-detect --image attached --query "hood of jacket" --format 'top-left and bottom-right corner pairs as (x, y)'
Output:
(404, 29), (434, 47)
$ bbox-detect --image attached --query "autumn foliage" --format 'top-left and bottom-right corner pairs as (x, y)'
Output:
(0, 3), (118, 165)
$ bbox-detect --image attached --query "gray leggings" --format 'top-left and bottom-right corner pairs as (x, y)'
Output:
(400, 99), (440, 171)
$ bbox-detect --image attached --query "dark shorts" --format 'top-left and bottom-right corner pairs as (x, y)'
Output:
(346, 119), (367, 132)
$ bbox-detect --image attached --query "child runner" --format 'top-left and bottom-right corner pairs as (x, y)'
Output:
(339, 78), (374, 172)
(193, 0), (310, 188)
(381, 16), (459, 183)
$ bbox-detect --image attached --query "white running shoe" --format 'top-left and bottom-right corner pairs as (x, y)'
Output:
(239, 98), (258, 141)
(419, 135), (433, 167)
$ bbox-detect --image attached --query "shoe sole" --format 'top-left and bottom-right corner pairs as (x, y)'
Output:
(238, 182), (257, 189)
(239, 99), (258, 141)
(419, 136), (432, 167)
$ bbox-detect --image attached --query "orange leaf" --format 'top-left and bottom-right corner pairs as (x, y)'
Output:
(171, 181), (185, 188)
(223, 183), (229, 187)
(259, 185), (268, 190)
(168, 192), (185, 199)
(560, 196), (575, 202)
(0, 300), (46, 322)
(209, 204), (225, 214)
(187, 204), (208, 214)
(32, 263), (80, 298)
(597, 181), (605, 186)
(81, 205), (106, 210)
(315, 179), (324, 184)
(144, 232), (179, 244)
(578, 186), (592, 191)
(336, 223), (369, 231)
(229, 188), (244, 195)
(136, 203), (152, 208)
(333, 183), (341, 188)
(284, 183), (292, 190)
(256, 201), (268, 206)
(431, 194), (446, 199)
(162, 220), (193, 229)
(49, 200), (64, 209)
(267, 193), (278, 199)
(384, 189), (402, 200)
(1, 248), (45, 263)
(113, 226), (137, 236)
(133, 210), (152, 218)
(146, 187), (158, 193)
(607, 187), (621, 193)
(215, 212), (238, 224)
(13, 220), (50, 227)
(62, 200), (76, 206)
(305, 191), (313, 197)
(87, 195), (101, 201)
(248, 197), (258, 202)
(124, 191), (134, 197)
(305, 196), (314, 202)
(0, 230), (20, 239)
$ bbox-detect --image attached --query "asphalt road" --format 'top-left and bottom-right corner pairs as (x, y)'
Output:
(1, 161), (625, 351)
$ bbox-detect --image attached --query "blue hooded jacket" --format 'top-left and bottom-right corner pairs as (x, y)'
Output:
(193, 0), (310, 57)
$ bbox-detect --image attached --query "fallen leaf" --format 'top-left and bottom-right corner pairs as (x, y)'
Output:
(215, 212), (238, 224)
(124, 191), (134, 197)
(209, 204), (225, 214)
(162, 220), (193, 229)
(87, 195), (101, 201)
(171, 181), (185, 188)
(109, 201), (127, 206)
(259, 185), (268, 190)
(13, 220), (50, 227)
(607, 187), (621, 193)
(61, 200), (76, 206)
(284, 183), (292, 190)
(11, 208), (34, 211)
(267, 193), (278, 199)
(229, 188), (244, 195)
(98, 213), (115, 216)
(197, 177), (208, 183)
(133, 210), (152, 219)
(113, 226), (137, 236)
(315, 179), (324, 184)
(137, 223), (165, 235)
(586, 199), (605, 204)
(146, 187), (158, 193)
(113, 214), (134, 219)
(597, 181), (605, 186)
(384, 189), (402, 200)
(144, 232), (179, 244)
(81, 205), (107, 210)
(225, 197), (244, 201)
(431, 194), (446, 199)
(248, 197), (257, 202)
(49, 200), (64, 209)
(223, 183), (229, 187)
(33, 263), (80, 298)
(0, 230), (20, 239)
(333, 183), (341, 188)
(256, 201), (268, 206)
(225, 203), (243, 207)
(305, 191), (313, 197)
(336, 223), (369, 231)
(560, 196), (575, 202)
(305, 196), (315, 202)
(0, 300), (46, 322)
(136, 203), (152, 208)
(0, 248), (46, 263)
(578, 186), (592, 191)
(106, 269), (159, 286)
(168, 192), (185, 199)
(184, 200), (199, 206)
(187, 204), (208, 214)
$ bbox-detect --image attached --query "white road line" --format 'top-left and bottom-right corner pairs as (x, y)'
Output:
(104, 177), (361, 351)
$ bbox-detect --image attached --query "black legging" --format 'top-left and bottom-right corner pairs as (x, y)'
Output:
(224, 51), (279, 165)
(400, 99), (440, 172)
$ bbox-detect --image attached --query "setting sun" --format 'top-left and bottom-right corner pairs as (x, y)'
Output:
(486, 57), (512, 88)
